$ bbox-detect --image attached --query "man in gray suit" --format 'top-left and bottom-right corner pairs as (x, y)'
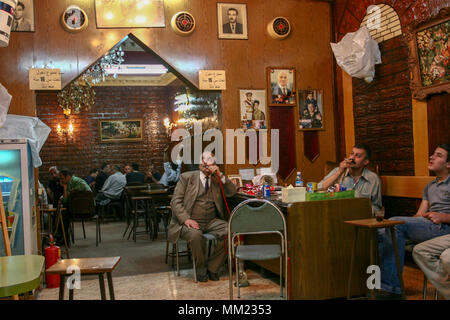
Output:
(222, 7), (243, 34)
(168, 152), (237, 282)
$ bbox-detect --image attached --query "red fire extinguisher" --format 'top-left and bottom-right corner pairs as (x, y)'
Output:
(45, 235), (61, 288)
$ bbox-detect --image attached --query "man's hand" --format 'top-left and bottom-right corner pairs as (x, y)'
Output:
(339, 158), (354, 171)
(208, 164), (222, 177)
(184, 219), (199, 229)
(423, 212), (449, 224)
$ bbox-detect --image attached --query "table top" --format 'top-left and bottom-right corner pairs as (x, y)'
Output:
(46, 256), (121, 275)
(41, 207), (66, 212)
(139, 189), (168, 195)
(0, 255), (45, 297)
(344, 218), (406, 228)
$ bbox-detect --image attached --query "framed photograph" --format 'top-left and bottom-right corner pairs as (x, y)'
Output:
(228, 174), (243, 188)
(99, 119), (143, 143)
(94, 0), (165, 28)
(267, 67), (296, 106)
(217, 3), (248, 40)
(239, 89), (267, 130)
(404, 8), (450, 100)
(298, 89), (324, 130)
(11, 0), (35, 32)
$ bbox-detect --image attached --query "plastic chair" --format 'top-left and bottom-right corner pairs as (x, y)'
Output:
(68, 190), (100, 246)
(228, 199), (288, 299)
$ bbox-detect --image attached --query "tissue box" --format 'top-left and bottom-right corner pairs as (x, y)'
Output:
(281, 187), (306, 203)
(305, 190), (355, 201)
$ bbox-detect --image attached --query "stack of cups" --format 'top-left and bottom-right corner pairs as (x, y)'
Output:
(0, 0), (17, 47)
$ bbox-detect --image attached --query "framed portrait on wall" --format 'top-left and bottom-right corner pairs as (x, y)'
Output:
(239, 89), (267, 130)
(404, 8), (450, 100)
(99, 119), (143, 143)
(217, 3), (248, 40)
(298, 89), (324, 130)
(267, 67), (296, 106)
(11, 0), (35, 32)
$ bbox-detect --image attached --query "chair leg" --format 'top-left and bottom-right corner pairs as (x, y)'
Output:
(192, 254), (197, 283)
(235, 257), (240, 298)
(165, 240), (169, 265)
(280, 256), (283, 297)
(229, 252), (233, 300)
(176, 241), (180, 276)
(82, 220), (86, 239)
(423, 276), (427, 300)
(96, 217), (99, 247)
(98, 217), (101, 243)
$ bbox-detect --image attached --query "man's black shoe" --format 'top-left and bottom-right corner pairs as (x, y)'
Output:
(208, 271), (220, 281)
(196, 274), (208, 282)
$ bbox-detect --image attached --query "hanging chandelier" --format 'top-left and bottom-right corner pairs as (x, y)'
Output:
(57, 46), (125, 116)
(83, 46), (125, 84)
(57, 78), (96, 117)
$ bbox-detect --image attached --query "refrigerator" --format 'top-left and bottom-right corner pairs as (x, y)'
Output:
(0, 139), (37, 256)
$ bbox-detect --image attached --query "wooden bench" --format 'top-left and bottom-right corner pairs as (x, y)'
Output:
(46, 256), (121, 300)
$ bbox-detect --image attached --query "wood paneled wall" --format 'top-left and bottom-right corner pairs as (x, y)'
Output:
(0, 0), (337, 180)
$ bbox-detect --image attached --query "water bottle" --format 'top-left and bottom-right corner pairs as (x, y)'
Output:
(295, 172), (304, 187)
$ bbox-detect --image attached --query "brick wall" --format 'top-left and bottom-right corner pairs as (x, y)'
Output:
(360, 4), (402, 43)
(37, 86), (171, 184)
(352, 36), (414, 176)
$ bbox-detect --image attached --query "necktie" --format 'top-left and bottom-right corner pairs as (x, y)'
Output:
(205, 176), (209, 193)
(283, 88), (287, 95)
(231, 24), (235, 33)
(14, 21), (18, 30)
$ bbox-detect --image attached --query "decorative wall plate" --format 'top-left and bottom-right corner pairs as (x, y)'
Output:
(267, 17), (291, 39)
(61, 5), (88, 33)
(171, 11), (196, 36)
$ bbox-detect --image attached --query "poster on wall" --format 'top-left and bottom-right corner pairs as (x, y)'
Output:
(267, 67), (296, 106)
(11, 0), (35, 32)
(94, 0), (165, 28)
(239, 89), (267, 130)
(298, 89), (324, 130)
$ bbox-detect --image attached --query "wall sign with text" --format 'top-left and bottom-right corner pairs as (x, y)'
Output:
(29, 69), (62, 90)
(198, 70), (226, 90)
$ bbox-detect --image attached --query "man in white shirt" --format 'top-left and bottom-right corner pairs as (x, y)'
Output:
(168, 152), (237, 282)
(96, 165), (126, 205)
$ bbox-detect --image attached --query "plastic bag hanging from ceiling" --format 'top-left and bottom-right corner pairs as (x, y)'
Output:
(330, 26), (382, 83)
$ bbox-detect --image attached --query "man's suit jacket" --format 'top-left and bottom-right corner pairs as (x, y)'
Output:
(223, 22), (243, 34)
(168, 170), (237, 243)
(272, 85), (292, 96)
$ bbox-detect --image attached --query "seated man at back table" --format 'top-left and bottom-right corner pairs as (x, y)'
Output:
(318, 143), (382, 215)
(378, 144), (450, 299)
(59, 168), (93, 245)
(47, 166), (64, 208)
(168, 151), (236, 282)
(96, 165), (127, 206)
(126, 163), (145, 184)
(159, 146), (182, 187)
(95, 162), (110, 193)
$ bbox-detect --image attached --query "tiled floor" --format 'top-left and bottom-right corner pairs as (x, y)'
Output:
(37, 220), (442, 300)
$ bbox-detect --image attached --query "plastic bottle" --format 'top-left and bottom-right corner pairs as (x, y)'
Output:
(295, 172), (304, 187)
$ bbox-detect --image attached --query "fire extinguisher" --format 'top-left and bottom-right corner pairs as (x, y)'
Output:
(45, 235), (61, 288)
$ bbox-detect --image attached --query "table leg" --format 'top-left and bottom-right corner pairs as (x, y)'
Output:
(347, 227), (358, 299)
(389, 226), (405, 298)
(59, 275), (65, 300)
(106, 272), (115, 300)
(58, 212), (70, 259)
(98, 273), (106, 300)
(369, 229), (376, 300)
(69, 288), (74, 300)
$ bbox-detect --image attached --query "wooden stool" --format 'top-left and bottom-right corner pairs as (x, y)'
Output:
(46, 256), (121, 300)
(344, 218), (405, 300)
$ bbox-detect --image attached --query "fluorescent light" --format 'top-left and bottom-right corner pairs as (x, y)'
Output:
(104, 64), (168, 75)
